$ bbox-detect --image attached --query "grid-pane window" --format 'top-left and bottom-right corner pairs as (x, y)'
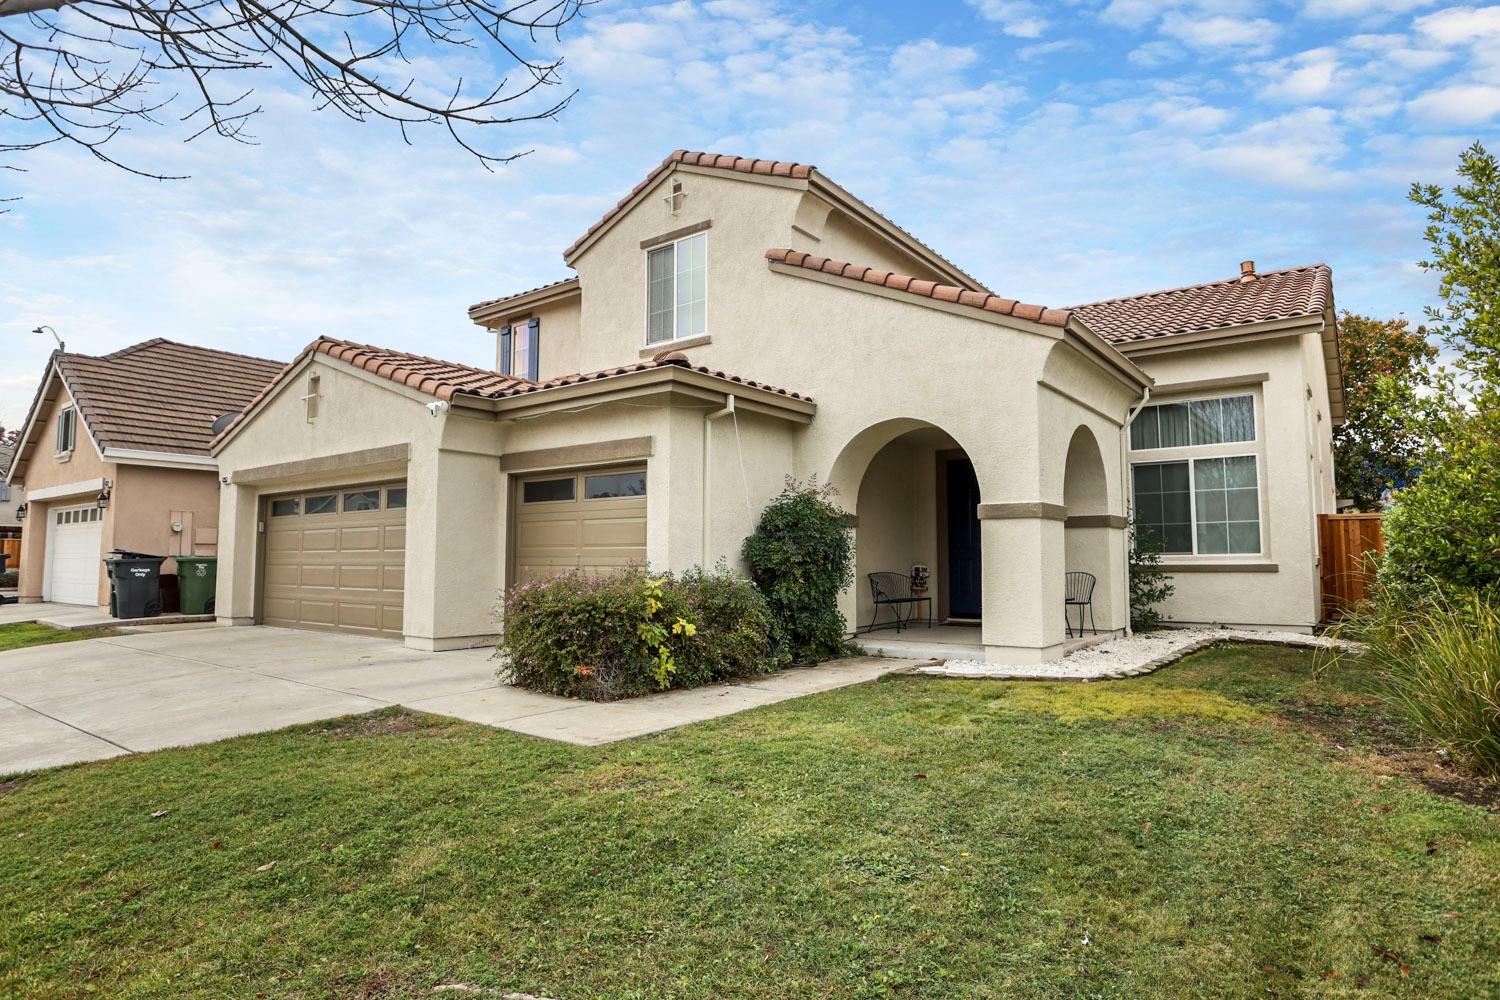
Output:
(1193, 456), (1261, 554)
(386, 487), (407, 509)
(1131, 462), (1192, 553)
(522, 478), (575, 503)
(647, 244), (675, 344)
(585, 471), (646, 499)
(343, 490), (381, 512)
(646, 232), (707, 345)
(1131, 394), (1254, 449)
(305, 494), (337, 515)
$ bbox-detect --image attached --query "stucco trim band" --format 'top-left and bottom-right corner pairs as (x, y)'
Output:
(640, 219), (711, 249)
(25, 477), (105, 502)
(1065, 514), (1128, 529)
(230, 444), (410, 485)
(1151, 372), (1270, 397)
(499, 437), (654, 473)
(977, 502), (1068, 521)
(639, 334), (712, 358)
(1162, 562), (1280, 573)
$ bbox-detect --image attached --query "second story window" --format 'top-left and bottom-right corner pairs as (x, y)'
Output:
(501, 317), (540, 381)
(55, 405), (76, 455)
(646, 231), (707, 345)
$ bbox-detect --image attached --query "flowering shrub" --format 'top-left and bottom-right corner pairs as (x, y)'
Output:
(497, 566), (778, 700)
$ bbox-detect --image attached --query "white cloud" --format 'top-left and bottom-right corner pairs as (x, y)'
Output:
(1195, 108), (1354, 190)
(1254, 48), (1342, 102)
(965, 0), (1049, 37)
(1408, 82), (1500, 121)
(1017, 38), (1092, 61)
(1160, 12), (1281, 54)
(1129, 39), (1183, 66)
(1303, 0), (1434, 18)
(1414, 4), (1500, 44)
(891, 39), (980, 79)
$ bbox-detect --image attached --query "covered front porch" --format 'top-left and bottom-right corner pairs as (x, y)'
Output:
(832, 417), (1129, 663)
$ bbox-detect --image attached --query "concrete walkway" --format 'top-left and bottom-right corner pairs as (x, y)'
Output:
(0, 626), (918, 774)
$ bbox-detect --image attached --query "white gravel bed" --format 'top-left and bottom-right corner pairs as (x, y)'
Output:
(915, 627), (1349, 681)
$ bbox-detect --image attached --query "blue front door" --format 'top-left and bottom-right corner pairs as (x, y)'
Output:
(946, 458), (982, 619)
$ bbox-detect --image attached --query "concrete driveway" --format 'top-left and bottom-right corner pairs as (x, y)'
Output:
(1, 627), (916, 774)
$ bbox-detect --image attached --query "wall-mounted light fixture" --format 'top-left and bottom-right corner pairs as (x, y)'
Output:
(95, 479), (112, 510)
(15, 502), (26, 522)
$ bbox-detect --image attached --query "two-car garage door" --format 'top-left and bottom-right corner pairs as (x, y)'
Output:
(261, 481), (406, 638)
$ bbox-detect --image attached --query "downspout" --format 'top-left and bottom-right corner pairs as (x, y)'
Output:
(703, 395), (736, 567)
(1120, 385), (1152, 638)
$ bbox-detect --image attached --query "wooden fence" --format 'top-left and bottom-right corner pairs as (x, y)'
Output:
(1318, 513), (1384, 620)
(0, 536), (19, 575)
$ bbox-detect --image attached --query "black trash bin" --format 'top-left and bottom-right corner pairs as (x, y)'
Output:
(104, 550), (167, 619)
(0, 551), (13, 606)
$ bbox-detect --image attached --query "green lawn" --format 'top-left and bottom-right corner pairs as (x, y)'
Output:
(0, 622), (117, 652)
(1, 645), (1496, 999)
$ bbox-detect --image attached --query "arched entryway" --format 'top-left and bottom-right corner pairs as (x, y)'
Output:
(827, 419), (984, 637)
(1062, 425), (1115, 636)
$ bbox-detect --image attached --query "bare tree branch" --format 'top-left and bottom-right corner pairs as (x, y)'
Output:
(0, 0), (590, 202)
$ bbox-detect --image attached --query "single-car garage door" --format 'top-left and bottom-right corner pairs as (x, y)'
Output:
(512, 466), (647, 584)
(46, 504), (104, 606)
(262, 481), (406, 638)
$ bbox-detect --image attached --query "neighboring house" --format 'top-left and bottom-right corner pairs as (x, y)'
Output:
(210, 150), (1342, 661)
(5, 340), (285, 608)
(0, 442), (20, 539)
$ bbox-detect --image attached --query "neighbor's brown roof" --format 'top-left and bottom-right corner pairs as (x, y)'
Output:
(1070, 264), (1333, 344)
(214, 337), (810, 446)
(766, 249), (1070, 327)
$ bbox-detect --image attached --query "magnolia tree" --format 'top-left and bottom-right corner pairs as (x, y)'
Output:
(0, 0), (585, 190)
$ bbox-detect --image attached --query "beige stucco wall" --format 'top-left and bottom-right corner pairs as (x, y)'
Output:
(110, 464), (223, 573)
(490, 295), (584, 382)
(1125, 328), (1335, 631)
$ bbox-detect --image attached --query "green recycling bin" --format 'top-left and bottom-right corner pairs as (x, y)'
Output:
(175, 556), (218, 615)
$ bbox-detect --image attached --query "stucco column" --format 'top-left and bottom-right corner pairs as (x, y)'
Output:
(403, 447), (502, 652)
(17, 501), (48, 603)
(215, 484), (259, 625)
(1062, 516), (1128, 634)
(979, 504), (1068, 662)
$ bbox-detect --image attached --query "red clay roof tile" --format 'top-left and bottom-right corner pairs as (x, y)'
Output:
(1070, 264), (1332, 343)
(766, 248), (1069, 328)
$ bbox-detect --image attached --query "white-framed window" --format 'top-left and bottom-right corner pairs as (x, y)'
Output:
(55, 405), (76, 455)
(1129, 391), (1265, 557)
(645, 231), (707, 345)
(500, 317), (539, 381)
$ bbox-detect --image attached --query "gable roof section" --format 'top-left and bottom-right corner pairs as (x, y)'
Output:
(766, 248), (1070, 327)
(560, 150), (986, 290)
(468, 276), (581, 324)
(7, 339), (284, 481)
(213, 337), (812, 450)
(1070, 264), (1333, 344)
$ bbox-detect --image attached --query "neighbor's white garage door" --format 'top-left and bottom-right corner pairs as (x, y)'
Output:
(46, 504), (103, 606)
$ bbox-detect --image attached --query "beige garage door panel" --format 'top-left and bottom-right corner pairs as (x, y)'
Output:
(261, 482), (407, 639)
(513, 467), (647, 585)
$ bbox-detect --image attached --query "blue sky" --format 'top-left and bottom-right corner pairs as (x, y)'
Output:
(2, 0), (1495, 429)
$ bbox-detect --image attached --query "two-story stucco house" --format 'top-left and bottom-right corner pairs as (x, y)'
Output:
(209, 150), (1342, 662)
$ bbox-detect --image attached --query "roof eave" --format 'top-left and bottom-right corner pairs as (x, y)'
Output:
(467, 278), (582, 327)
(480, 364), (816, 423)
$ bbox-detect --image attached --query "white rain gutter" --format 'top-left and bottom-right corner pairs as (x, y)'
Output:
(1120, 385), (1152, 638)
(702, 395), (736, 566)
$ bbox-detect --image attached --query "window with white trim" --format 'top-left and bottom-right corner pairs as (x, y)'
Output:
(1130, 391), (1264, 556)
(646, 231), (706, 345)
(55, 405), (76, 455)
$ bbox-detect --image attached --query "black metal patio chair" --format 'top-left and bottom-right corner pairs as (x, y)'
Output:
(1064, 571), (1096, 638)
(866, 572), (932, 634)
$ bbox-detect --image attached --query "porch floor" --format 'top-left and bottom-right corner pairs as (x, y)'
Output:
(855, 624), (1109, 662)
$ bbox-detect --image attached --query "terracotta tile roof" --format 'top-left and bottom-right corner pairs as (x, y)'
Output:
(564, 151), (814, 261)
(766, 248), (1070, 327)
(468, 276), (580, 316)
(214, 337), (810, 446)
(53, 339), (284, 455)
(1070, 264), (1333, 344)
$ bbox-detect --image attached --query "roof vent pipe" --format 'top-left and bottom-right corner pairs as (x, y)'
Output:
(1239, 260), (1257, 282)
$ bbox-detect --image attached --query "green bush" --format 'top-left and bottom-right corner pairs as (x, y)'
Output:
(1128, 526), (1174, 632)
(1378, 408), (1500, 605)
(742, 478), (855, 663)
(0, 568), (16, 589)
(1333, 587), (1500, 778)
(498, 566), (777, 700)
